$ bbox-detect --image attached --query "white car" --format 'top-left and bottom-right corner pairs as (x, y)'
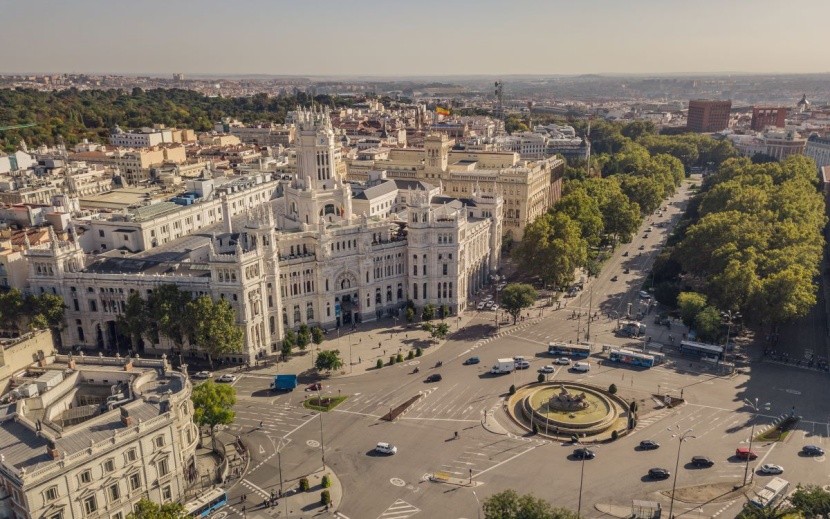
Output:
(554, 357), (571, 365)
(491, 304), (499, 311)
(538, 365), (556, 374)
(515, 360), (530, 370)
(192, 371), (212, 380)
(476, 302), (486, 310)
(759, 464), (783, 475)
(375, 442), (398, 455)
(217, 374), (237, 383)
(485, 301), (494, 310)
(638, 291), (651, 299)
(647, 227), (653, 232)
(483, 295), (494, 302)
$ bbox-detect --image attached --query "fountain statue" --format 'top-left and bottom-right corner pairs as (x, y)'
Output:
(548, 385), (590, 411)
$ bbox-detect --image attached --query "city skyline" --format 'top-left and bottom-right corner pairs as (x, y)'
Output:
(4, 0), (829, 76)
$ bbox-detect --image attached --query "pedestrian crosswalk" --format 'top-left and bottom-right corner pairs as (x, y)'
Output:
(377, 499), (420, 519)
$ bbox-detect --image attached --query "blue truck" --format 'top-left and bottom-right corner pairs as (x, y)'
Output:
(271, 374), (298, 391)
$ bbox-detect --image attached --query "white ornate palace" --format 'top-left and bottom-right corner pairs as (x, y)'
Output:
(25, 108), (504, 363)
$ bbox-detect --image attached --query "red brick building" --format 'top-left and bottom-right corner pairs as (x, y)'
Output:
(751, 107), (788, 131)
(687, 100), (732, 133)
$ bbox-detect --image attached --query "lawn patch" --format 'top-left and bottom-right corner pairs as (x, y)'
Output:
(303, 395), (347, 412)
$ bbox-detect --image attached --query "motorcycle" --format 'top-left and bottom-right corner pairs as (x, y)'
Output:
(413, 367), (420, 374)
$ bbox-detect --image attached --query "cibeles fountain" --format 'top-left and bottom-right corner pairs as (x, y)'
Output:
(510, 382), (631, 439)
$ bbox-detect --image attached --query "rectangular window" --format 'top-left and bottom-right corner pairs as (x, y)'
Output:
(158, 458), (169, 477)
(89, 300), (98, 312)
(162, 485), (172, 501)
(98, 230), (105, 238)
(104, 459), (114, 472)
(443, 264), (448, 275)
(112, 513), (123, 519)
(126, 449), (137, 462)
(129, 473), (141, 491)
(83, 496), (97, 514)
(80, 470), (92, 484)
(44, 486), (58, 502)
(108, 483), (120, 501)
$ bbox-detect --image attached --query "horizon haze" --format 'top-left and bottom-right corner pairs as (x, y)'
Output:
(3, 0), (829, 77)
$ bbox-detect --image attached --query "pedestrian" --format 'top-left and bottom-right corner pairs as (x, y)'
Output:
(259, 421), (263, 429)
(242, 506), (246, 515)
(454, 431), (459, 439)
(359, 356), (361, 363)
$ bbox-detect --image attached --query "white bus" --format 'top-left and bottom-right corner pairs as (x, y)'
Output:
(750, 477), (789, 508)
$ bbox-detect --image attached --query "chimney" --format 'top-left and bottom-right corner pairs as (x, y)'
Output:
(47, 439), (61, 460)
(120, 407), (133, 427)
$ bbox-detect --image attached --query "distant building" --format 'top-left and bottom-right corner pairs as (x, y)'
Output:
(687, 100), (732, 133)
(806, 134), (830, 172)
(728, 129), (806, 161)
(751, 107), (787, 131)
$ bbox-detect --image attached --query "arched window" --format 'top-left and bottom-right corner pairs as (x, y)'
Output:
(293, 305), (301, 323)
(282, 307), (288, 325)
(306, 303), (314, 320)
(397, 284), (403, 300)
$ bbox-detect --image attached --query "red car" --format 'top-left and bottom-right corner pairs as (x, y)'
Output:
(735, 447), (757, 460)
(305, 383), (322, 391)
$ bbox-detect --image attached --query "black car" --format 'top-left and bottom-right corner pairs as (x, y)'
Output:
(691, 456), (714, 467)
(611, 275), (618, 282)
(639, 440), (660, 450)
(573, 448), (596, 460)
(463, 356), (480, 365)
(624, 268), (630, 274)
(425, 374), (443, 383)
(803, 445), (825, 456)
(638, 245), (645, 250)
(648, 468), (671, 479)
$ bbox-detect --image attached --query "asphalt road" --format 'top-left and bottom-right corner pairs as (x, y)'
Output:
(217, 179), (829, 519)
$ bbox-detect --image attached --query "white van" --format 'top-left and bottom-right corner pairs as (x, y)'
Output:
(572, 362), (591, 373)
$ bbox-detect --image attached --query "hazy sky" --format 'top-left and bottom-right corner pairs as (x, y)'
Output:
(3, 0), (829, 76)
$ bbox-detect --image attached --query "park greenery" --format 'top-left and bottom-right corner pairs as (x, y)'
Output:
(500, 283), (538, 324)
(116, 285), (243, 366)
(514, 120), (732, 290)
(0, 88), (358, 152)
(0, 289), (65, 335)
(483, 489), (579, 519)
(191, 380), (236, 437)
(655, 155), (826, 328)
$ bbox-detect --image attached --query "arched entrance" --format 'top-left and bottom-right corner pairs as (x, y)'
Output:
(334, 271), (360, 327)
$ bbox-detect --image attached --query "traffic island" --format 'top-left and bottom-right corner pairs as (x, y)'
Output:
(429, 471), (484, 487)
(303, 395), (348, 412)
(381, 393), (423, 421)
(250, 465), (344, 517)
(506, 382), (631, 442)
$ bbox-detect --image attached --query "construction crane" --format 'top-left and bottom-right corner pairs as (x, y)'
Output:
(0, 123), (37, 132)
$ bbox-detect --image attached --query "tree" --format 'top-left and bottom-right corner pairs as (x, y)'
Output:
(128, 498), (186, 519)
(117, 291), (147, 352)
(677, 292), (707, 328)
(0, 289), (24, 331)
(405, 307), (415, 324)
(422, 304), (435, 322)
(297, 323), (311, 351)
(789, 484), (830, 517)
(441, 304), (451, 319)
(186, 296), (244, 368)
(500, 284), (538, 324)
(312, 327), (324, 346)
(191, 380), (236, 440)
(281, 342), (292, 360)
(553, 188), (604, 247)
(694, 306), (722, 342)
(283, 329), (296, 349)
(483, 489), (579, 519)
(147, 284), (191, 348)
(315, 349), (344, 373)
(514, 213), (587, 289)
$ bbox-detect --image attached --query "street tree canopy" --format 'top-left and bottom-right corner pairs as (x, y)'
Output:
(514, 212), (587, 289)
(186, 296), (244, 368)
(500, 284), (538, 324)
(483, 489), (579, 519)
(315, 349), (344, 373)
(127, 499), (186, 519)
(191, 380), (236, 433)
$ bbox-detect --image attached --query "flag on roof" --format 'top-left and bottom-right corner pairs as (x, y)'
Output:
(435, 106), (451, 116)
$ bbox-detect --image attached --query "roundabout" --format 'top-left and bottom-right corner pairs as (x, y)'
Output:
(509, 382), (631, 440)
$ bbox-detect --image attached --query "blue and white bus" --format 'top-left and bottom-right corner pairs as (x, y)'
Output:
(548, 342), (591, 358)
(184, 488), (227, 517)
(679, 340), (723, 360)
(609, 349), (655, 368)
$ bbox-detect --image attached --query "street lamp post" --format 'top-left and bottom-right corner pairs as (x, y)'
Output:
(722, 310), (741, 374)
(316, 387), (326, 466)
(668, 426), (696, 519)
(471, 490), (482, 519)
(743, 398), (771, 486)
(573, 439), (597, 517)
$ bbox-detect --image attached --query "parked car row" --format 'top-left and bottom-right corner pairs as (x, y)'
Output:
(191, 371), (236, 383)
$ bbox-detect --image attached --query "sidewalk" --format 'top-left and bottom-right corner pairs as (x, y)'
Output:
(230, 465), (342, 518)
(239, 310), (482, 381)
